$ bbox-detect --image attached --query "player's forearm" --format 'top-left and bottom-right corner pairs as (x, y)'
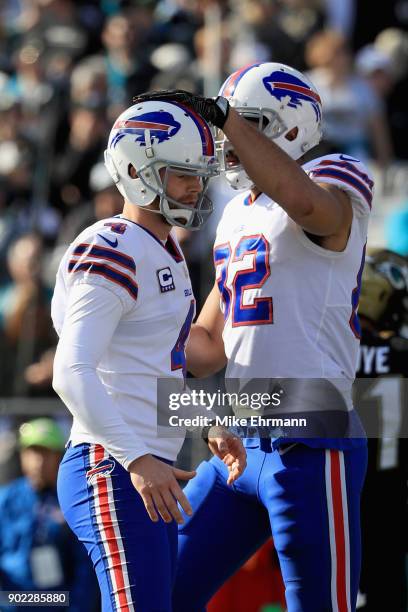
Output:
(186, 323), (226, 378)
(222, 109), (343, 235)
(53, 353), (149, 469)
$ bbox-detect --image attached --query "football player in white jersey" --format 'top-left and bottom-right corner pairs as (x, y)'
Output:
(135, 63), (374, 612)
(52, 99), (246, 612)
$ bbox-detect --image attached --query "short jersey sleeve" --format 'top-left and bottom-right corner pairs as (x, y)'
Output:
(63, 229), (139, 311)
(303, 154), (374, 218)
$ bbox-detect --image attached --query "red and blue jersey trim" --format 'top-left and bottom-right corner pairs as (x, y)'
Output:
(166, 234), (184, 263)
(309, 165), (373, 209)
(220, 63), (261, 98)
(243, 191), (262, 207)
(68, 261), (139, 301)
(316, 159), (374, 189)
(121, 219), (184, 263)
(73, 243), (136, 273)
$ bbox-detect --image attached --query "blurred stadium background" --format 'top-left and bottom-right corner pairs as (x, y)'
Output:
(0, 0), (407, 610)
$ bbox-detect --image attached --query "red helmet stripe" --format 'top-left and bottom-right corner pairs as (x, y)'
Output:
(220, 63), (261, 97)
(272, 82), (321, 104)
(113, 119), (170, 130)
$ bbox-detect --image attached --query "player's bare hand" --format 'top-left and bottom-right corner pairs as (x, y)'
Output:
(128, 454), (196, 524)
(207, 426), (247, 485)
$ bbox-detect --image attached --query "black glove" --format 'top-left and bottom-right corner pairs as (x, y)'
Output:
(132, 89), (230, 129)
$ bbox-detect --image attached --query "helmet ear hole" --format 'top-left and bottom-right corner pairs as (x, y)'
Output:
(285, 127), (299, 142)
(128, 164), (138, 179)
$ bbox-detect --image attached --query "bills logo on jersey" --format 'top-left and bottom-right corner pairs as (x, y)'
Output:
(157, 267), (175, 293)
(86, 458), (115, 485)
(110, 112), (181, 148)
(263, 71), (322, 121)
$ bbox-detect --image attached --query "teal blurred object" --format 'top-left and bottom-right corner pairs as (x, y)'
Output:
(260, 605), (284, 612)
(385, 207), (408, 256)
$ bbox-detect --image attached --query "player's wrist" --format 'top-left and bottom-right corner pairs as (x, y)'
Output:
(127, 453), (153, 472)
(212, 96), (230, 129)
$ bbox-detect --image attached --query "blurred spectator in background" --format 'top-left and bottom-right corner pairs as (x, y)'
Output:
(0, 417), (99, 611)
(151, 0), (228, 53)
(0, 138), (37, 279)
(0, 428), (21, 486)
(235, 0), (325, 71)
(56, 160), (122, 245)
(69, 54), (108, 111)
(350, 0), (408, 52)
(305, 30), (394, 166)
(149, 41), (194, 90)
(354, 42), (402, 194)
(342, 0), (408, 158)
(374, 28), (408, 159)
(0, 96), (23, 143)
(5, 41), (55, 143)
(150, 19), (233, 94)
(355, 45), (395, 98)
(24, 346), (56, 393)
(0, 234), (56, 395)
(17, 0), (88, 66)
(52, 105), (107, 211)
(49, 53), (108, 209)
(101, 8), (157, 115)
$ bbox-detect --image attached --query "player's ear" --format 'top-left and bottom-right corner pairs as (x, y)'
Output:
(285, 127), (299, 142)
(128, 164), (138, 179)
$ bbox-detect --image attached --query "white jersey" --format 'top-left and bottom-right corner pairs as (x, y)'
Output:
(214, 154), (374, 389)
(52, 217), (194, 468)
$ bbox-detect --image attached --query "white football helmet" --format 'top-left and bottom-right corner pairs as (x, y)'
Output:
(217, 62), (323, 190)
(104, 100), (219, 229)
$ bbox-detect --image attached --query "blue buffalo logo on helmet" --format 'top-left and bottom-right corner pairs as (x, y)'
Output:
(262, 71), (322, 121)
(86, 458), (116, 484)
(110, 112), (181, 148)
